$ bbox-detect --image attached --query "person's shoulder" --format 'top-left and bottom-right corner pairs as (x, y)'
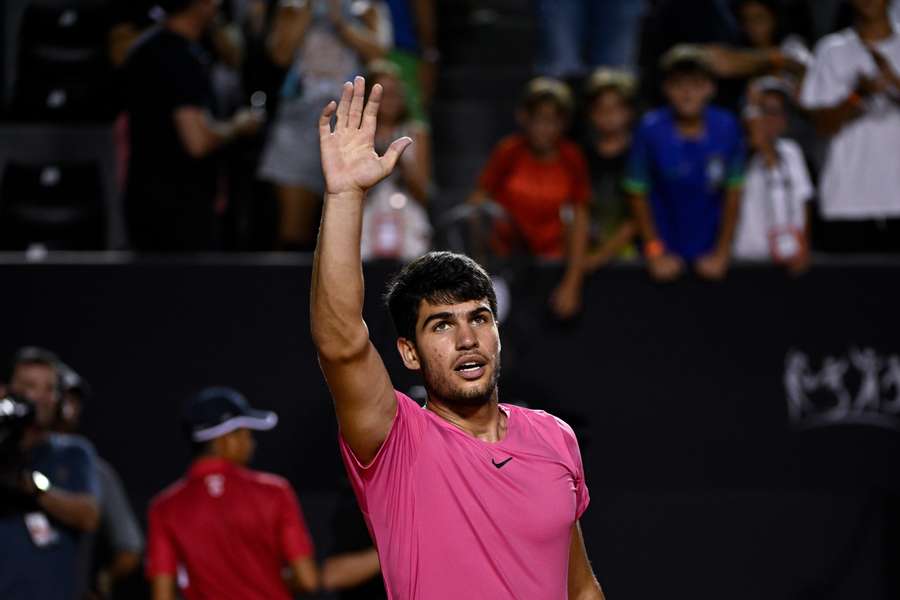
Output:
(509, 405), (578, 441)
(149, 477), (190, 513)
(558, 138), (588, 161)
(493, 134), (529, 156)
(48, 432), (97, 459)
(240, 468), (294, 493)
(812, 28), (856, 59)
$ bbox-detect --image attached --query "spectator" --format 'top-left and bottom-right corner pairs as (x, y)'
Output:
(800, 0), (900, 253)
(258, 0), (391, 250)
(360, 61), (432, 261)
(536, 0), (645, 78)
(321, 481), (386, 599)
(146, 387), (318, 600)
(0, 347), (100, 600)
(579, 68), (639, 272)
(625, 46), (745, 281)
(121, 0), (262, 251)
(55, 366), (144, 600)
(468, 78), (590, 319)
(733, 77), (814, 271)
(384, 0), (438, 121)
(702, 0), (812, 96)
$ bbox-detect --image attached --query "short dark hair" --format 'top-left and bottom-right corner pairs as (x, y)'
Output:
(385, 252), (498, 341)
(9, 346), (60, 381)
(158, 0), (199, 15)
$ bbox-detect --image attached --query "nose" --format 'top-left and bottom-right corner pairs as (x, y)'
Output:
(455, 322), (478, 350)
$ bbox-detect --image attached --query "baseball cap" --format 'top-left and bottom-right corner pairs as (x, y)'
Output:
(184, 387), (278, 443)
(660, 44), (714, 78)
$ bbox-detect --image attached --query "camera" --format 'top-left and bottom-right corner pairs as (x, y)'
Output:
(0, 394), (36, 517)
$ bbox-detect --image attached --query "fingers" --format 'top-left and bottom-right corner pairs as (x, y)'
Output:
(319, 100), (337, 138)
(347, 76), (366, 129)
(335, 81), (352, 129)
(362, 83), (383, 133)
(381, 136), (413, 173)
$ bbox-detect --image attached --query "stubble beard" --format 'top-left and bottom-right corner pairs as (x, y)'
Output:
(421, 353), (502, 408)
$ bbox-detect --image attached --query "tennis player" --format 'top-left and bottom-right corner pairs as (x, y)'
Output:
(311, 76), (605, 599)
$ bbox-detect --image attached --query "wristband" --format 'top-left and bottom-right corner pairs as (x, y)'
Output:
(644, 239), (665, 259)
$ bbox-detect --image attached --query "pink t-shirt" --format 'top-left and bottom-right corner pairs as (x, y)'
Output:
(339, 391), (590, 599)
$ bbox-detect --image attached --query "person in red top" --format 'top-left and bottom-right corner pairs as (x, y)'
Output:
(468, 77), (591, 319)
(146, 387), (319, 600)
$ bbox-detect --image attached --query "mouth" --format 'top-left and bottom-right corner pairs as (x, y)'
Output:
(453, 357), (487, 381)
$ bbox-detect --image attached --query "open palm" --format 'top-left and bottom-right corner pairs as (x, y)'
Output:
(319, 76), (412, 196)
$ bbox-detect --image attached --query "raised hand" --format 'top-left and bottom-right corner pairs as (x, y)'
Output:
(320, 76), (413, 197)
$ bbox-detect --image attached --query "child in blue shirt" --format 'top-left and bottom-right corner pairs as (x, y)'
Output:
(625, 45), (745, 281)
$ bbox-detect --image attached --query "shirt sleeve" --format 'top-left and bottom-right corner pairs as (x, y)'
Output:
(801, 38), (853, 109)
(554, 417), (590, 520)
(338, 391), (425, 512)
(146, 503), (178, 578)
(278, 485), (315, 562)
(623, 121), (652, 195)
(97, 460), (145, 554)
(478, 137), (520, 196)
(59, 437), (100, 497)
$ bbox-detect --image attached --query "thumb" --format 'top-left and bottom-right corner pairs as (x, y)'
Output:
(381, 137), (413, 173)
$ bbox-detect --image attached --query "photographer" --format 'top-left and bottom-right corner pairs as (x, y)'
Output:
(0, 347), (100, 600)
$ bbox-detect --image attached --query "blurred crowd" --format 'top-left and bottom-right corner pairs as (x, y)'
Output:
(0, 346), (385, 599)
(1, 1), (899, 290)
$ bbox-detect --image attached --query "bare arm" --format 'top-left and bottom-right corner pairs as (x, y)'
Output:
(808, 93), (865, 137)
(322, 548), (381, 590)
(174, 107), (260, 159)
(568, 522), (605, 600)
(399, 126), (432, 204)
(628, 193), (684, 281)
(311, 78), (412, 464)
(290, 556), (320, 594)
(550, 203), (589, 319)
(151, 575), (176, 600)
(267, 2), (312, 67)
(585, 220), (638, 272)
(37, 488), (99, 532)
(331, 2), (389, 63)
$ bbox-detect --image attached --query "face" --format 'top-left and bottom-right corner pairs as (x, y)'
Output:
(851, 0), (888, 21)
(740, 1), (777, 48)
(219, 428), (255, 465)
(11, 363), (59, 429)
(374, 73), (406, 124)
(521, 101), (566, 155)
(759, 91), (788, 138)
(398, 299), (501, 407)
(664, 72), (715, 120)
(588, 90), (632, 136)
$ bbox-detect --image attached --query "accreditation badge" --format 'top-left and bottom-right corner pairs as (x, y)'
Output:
(24, 512), (59, 548)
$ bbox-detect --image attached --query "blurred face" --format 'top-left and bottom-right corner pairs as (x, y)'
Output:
(589, 89), (632, 136)
(398, 299), (501, 407)
(759, 91), (788, 139)
(740, 1), (777, 48)
(664, 72), (715, 121)
(374, 73), (406, 124)
(851, 0), (888, 21)
(11, 363), (58, 429)
(521, 101), (567, 155)
(218, 428), (255, 465)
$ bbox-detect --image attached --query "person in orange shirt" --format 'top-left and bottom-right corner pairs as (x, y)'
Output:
(468, 78), (591, 319)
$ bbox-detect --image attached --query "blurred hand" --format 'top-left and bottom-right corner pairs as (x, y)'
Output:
(647, 253), (684, 282)
(550, 279), (582, 320)
(232, 109), (263, 137)
(695, 250), (730, 281)
(856, 73), (888, 98)
(786, 237), (811, 276)
(320, 77), (413, 196)
(867, 45), (900, 89)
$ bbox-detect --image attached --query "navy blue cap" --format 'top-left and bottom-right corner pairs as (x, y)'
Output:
(184, 387), (278, 442)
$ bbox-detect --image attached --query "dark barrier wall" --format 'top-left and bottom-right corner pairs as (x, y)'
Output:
(2, 257), (899, 599)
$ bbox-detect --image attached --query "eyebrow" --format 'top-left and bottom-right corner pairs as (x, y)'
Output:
(420, 307), (493, 331)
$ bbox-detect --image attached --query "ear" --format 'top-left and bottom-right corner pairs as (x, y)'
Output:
(396, 337), (421, 371)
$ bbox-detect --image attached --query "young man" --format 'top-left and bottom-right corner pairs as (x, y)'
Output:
(0, 347), (101, 600)
(468, 77), (591, 319)
(146, 387), (318, 600)
(625, 45), (745, 282)
(800, 0), (900, 252)
(312, 77), (604, 599)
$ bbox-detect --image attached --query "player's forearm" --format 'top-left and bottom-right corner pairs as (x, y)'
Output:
(37, 490), (99, 532)
(322, 548), (381, 590)
(809, 95), (864, 136)
(310, 191), (370, 360)
(715, 188), (741, 255)
(151, 576), (176, 600)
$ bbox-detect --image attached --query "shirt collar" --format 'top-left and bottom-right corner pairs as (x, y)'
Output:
(188, 456), (236, 479)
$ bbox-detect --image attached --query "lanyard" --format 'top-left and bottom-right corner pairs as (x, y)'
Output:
(761, 148), (797, 231)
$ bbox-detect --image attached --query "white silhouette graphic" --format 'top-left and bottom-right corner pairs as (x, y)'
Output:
(882, 355), (900, 415)
(851, 347), (881, 414)
(784, 351), (817, 420)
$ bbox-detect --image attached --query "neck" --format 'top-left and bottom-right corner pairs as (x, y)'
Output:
(596, 130), (630, 155)
(21, 428), (49, 450)
(856, 13), (892, 42)
(167, 12), (204, 42)
(426, 391), (506, 442)
(675, 113), (705, 138)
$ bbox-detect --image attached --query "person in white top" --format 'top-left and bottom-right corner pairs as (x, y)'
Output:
(800, 0), (900, 253)
(734, 78), (814, 271)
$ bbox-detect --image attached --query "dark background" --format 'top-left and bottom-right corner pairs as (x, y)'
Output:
(3, 257), (899, 599)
